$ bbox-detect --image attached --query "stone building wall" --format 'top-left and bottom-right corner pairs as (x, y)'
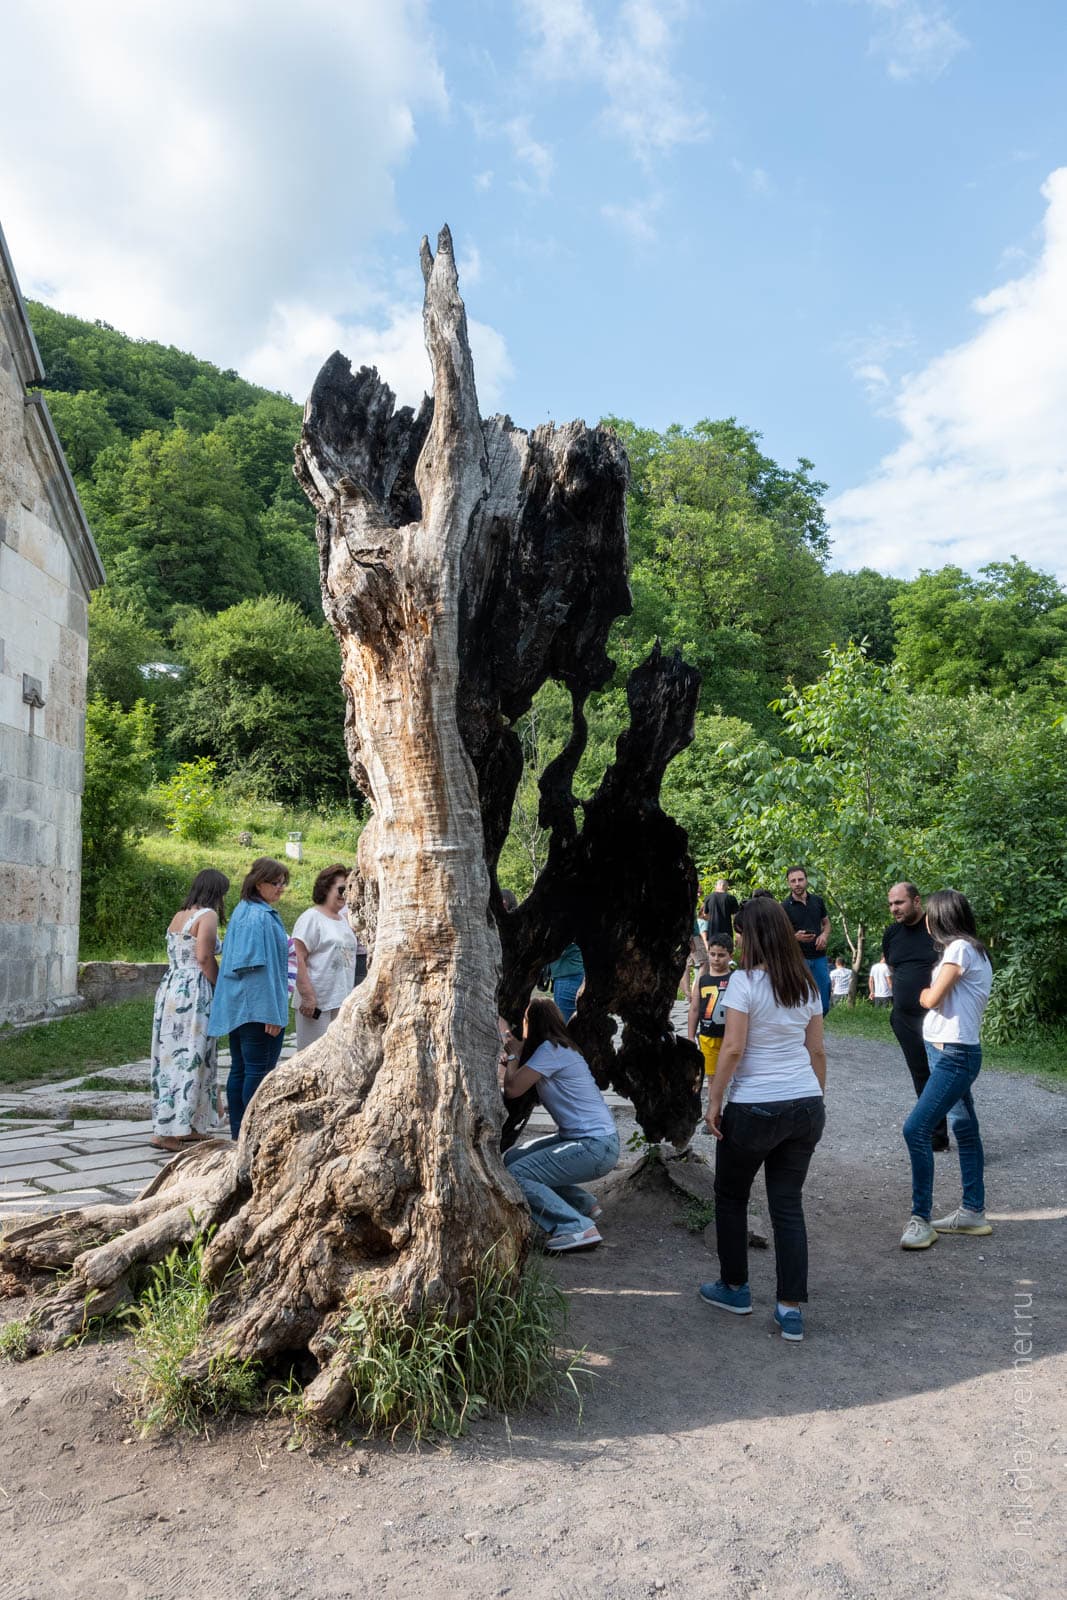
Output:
(0, 223), (105, 1023)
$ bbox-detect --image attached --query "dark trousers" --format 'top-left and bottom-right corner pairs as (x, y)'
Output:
(227, 1021), (285, 1139)
(715, 1097), (825, 1303)
(890, 1007), (948, 1145)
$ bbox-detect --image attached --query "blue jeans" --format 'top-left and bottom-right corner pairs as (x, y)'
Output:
(902, 1041), (985, 1220)
(551, 976), (582, 1021)
(503, 1130), (620, 1239)
(806, 954), (831, 1016)
(227, 1022), (285, 1139)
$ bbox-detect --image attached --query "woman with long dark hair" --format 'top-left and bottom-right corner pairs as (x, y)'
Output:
(498, 999), (619, 1252)
(207, 857), (290, 1138)
(150, 868), (229, 1151)
(699, 895), (826, 1341)
(900, 889), (993, 1250)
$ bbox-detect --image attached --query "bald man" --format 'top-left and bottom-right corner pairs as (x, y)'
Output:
(883, 882), (949, 1152)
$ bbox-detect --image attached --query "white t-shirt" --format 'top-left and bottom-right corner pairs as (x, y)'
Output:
(723, 969), (822, 1104)
(526, 1042), (615, 1139)
(868, 960), (892, 998)
(923, 939), (993, 1045)
(291, 907), (359, 1011)
(830, 966), (852, 996)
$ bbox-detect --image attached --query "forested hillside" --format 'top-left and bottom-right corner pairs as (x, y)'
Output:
(28, 303), (1067, 1033)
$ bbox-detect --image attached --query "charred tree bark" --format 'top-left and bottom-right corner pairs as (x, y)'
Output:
(1, 227), (701, 1400)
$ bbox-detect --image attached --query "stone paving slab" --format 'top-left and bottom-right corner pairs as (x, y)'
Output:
(0, 1143), (81, 1164)
(56, 1149), (170, 1174)
(39, 1164), (163, 1193)
(0, 1160), (69, 1181)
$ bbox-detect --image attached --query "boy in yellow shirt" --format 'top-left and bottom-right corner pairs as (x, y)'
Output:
(687, 934), (733, 1089)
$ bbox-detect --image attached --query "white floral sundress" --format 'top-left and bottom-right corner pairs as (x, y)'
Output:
(150, 909), (219, 1136)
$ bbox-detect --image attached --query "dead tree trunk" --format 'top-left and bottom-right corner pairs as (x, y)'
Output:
(1, 228), (701, 1406)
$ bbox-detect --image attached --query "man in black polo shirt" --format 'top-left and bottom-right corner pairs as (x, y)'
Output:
(883, 881), (949, 1151)
(781, 866), (831, 1014)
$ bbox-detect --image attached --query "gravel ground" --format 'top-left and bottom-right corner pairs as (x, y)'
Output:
(1, 1031), (1064, 1599)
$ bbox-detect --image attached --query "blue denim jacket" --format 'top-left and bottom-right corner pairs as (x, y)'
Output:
(207, 898), (289, 1036)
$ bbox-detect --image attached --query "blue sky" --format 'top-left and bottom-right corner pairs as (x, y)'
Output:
(3, 1), (1065, 576)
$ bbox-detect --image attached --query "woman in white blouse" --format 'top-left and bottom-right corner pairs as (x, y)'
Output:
(292, 864), (359, 1050)
(900, 889), (994, 1251)
(699, 894), (826, 1342)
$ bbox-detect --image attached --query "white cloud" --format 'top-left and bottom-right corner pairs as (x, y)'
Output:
(731, 159), (773, 195)
(829, 169), (1067, 579)
(862, 0), (968, 81)
(245, 301), (514, 416)
(601, 196), (663, 244)
(842, 321), (916, 405)
(518, 0), (709, 163)
(0, 1), (519, 408)
(503, 116), (555, 193)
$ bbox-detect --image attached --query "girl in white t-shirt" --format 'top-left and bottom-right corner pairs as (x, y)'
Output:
(699, 895), (826, 1342)
(900, 889), (993, 1251)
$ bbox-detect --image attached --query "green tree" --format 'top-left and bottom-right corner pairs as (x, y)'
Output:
(84, 426), (261, 619)
(826, 567), (905, 663)
(891, 559), (1067, 698)
(215, 396), (305, 510)
(170, 597), (349, 800)
(86, 589), (167, 709)
(28, 302), (265, 439)
(81, 698), (156, 921)
(913, 695), (1067, 1037)
(604, 417), (834, 728)
(722, 644), (930, 973)
(257, 492), (322, 617)
(39, 388), (121, 477)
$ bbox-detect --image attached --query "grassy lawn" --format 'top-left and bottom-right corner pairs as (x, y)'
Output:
(81, 792), (365, 961)
(825, 998), (1067, 1085)
(0, 999), (156, 1090)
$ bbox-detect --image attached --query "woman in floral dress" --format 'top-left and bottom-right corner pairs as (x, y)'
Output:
(150, 869), (229, 1151)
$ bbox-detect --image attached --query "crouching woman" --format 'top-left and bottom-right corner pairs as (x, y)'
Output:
(499, 999), (619, 1253)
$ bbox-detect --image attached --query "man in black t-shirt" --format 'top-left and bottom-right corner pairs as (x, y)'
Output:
(781, 866), (831, 1014)
(702, 880), (740, 940)
(883, 881), (948, 1151)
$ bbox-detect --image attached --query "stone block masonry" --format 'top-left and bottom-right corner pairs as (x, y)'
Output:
(0, 220), (105, 1025)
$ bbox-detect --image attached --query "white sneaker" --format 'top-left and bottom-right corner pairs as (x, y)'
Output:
(901, 1215), (938, 1250)
(932, 1207), (992, 1235)
(544, 1225), (602, 1253)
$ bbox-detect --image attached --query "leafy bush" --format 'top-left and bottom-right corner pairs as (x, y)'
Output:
(159, 757), (219, 841)
(81, 697), (156, 924)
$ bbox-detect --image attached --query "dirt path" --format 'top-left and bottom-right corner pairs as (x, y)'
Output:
(1, 1034), (1063, 1600)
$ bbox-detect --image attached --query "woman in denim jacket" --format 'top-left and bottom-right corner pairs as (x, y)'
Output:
(208, 856), (290, 1138)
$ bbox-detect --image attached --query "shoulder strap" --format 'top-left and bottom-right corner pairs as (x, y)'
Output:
(182, 908), (210, 935)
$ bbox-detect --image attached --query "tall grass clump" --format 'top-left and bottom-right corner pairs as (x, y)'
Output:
(0, 1319), (31, 1362)
(124, 1234), (260, 1433)
(334, 1250), (585, 1442)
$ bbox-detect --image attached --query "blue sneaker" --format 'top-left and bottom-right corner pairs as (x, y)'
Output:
(698, 1280), (752, 1315)
(774, 1306), (804, 1341)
